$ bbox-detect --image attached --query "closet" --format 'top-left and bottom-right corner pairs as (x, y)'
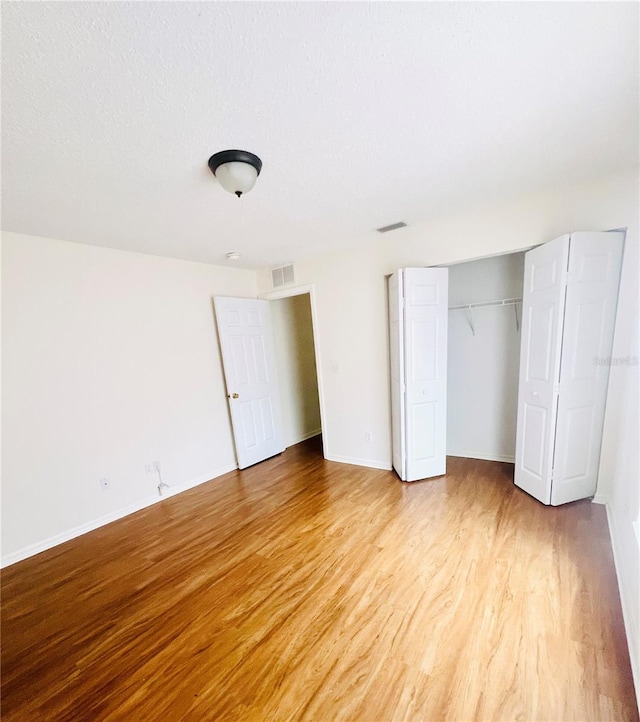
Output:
(447, 252), (525, 463)
(389, 230), (624, 506)
(388, 255), (523, 481)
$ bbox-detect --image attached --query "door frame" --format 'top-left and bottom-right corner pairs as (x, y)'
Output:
(259, 284), (328, 459)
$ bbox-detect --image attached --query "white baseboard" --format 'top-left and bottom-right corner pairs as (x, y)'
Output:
(603, 502), (640, 713)
(324, 453), (391, 471)
(591, 493), (610, 505)
(286, 428), (322, 447)
(1, 462), (237, 568)
(447, 450), (515, 463)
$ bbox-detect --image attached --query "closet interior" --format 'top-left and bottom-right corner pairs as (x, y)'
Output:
(446, 252), (525, 464)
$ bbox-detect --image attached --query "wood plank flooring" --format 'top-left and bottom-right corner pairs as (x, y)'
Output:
(2, 437), (637, 721)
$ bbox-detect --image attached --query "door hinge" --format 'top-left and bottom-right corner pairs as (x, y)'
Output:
(553, 383), (561, 396)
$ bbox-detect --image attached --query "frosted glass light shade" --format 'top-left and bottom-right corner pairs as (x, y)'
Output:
(214, 161), (258, 196)
(208, 150), (262, 197)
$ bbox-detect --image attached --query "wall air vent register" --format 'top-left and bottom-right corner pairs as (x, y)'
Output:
(271, 264), (295, 289)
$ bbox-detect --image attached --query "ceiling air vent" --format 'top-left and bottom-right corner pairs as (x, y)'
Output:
(377, 221), (407, 233)
(271, 264), (295, 289)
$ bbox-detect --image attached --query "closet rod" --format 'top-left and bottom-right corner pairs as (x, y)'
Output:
(448, 297), (522, 311)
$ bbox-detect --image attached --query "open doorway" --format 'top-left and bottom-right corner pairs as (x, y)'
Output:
(260, 286), (326, 457)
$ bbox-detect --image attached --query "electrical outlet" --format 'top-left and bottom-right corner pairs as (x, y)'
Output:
(99, 477), (110, 491)
(152, 460), (161, 473)
(364, 431), (371, 443)
(145, 461), (160, 475)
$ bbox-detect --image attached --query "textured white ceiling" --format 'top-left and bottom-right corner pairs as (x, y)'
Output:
(2, 2), (638, 269)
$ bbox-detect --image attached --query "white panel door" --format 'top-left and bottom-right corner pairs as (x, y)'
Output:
(214, 297), (285, 469)
(403, 268), (448, 481)
(550, 232), (624, 505)
(514, 235), (570, 504)
(388, 272), (406, 480)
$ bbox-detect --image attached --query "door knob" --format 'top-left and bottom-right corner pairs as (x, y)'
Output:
(228, 392), (239, 399)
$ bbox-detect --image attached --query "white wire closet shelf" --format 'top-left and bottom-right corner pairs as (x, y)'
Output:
(448, 297), (523, 336)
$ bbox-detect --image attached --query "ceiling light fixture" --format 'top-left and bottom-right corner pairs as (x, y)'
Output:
(225, 252), (241, 261)
(208, 150), (262, 198)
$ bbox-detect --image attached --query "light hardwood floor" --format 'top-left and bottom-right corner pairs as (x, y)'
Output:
(2, 437), (637, 721)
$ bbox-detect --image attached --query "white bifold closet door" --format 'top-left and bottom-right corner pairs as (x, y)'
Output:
(515, 231), (624, 505)
(389, 267), (448, 482)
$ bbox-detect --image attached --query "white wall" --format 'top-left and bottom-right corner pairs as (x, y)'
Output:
(257, 168), (639, 693)
(1, 232), (257, 565)
(447, 252), (526, 307)
(447, 253), (525, 461)
(271, 294), (321, 447)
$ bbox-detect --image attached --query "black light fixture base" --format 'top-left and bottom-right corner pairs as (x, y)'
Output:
(208, 150), (262, 176)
